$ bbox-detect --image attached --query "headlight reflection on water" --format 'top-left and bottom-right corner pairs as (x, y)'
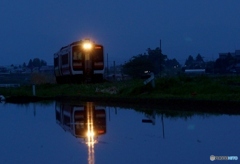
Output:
(86, 102), (96, 164)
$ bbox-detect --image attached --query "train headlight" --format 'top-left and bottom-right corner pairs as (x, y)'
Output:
(82, 42), (93, 50)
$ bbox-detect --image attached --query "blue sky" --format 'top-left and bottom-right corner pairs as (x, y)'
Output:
(0, 0), (239, 66)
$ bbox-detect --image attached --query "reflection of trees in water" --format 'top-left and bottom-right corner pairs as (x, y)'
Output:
(134, 107), (222, 120)
(137, 107), (227, 139)
(141, 110), (165, 139)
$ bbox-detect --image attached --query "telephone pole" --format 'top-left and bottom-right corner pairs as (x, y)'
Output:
(159, 39), (162, 77)
(160, 39), (162, 55)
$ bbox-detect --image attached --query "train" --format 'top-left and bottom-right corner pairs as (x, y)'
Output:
(55, 102), (106, 139)
(54, 39), (104, 83)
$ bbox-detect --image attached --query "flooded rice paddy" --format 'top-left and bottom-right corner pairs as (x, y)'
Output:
(0, 101), (239, 164)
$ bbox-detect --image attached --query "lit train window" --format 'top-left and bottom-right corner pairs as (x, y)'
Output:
(72, 46), (83, 61)
(73, 52), (82, 60)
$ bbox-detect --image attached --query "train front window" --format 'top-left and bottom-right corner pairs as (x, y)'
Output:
(73, 51), (82, 60)
(72, 46), (83, 61)
(72, 46), (84, 70)
(93, 46), (103, 62)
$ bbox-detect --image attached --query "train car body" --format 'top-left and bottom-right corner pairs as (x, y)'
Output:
(55, 102), (106, 138)
(54, 40), (104, 83)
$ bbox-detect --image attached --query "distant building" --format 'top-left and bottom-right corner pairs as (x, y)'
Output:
(0, 66), (10, 74)
(219, 50), (240, 59)
(218, 50), (240, 74)
(184, 69), (205, 75)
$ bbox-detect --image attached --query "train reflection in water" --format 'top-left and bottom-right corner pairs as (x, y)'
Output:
(55, 102), (106, 164)
(55, 101), (106, 140)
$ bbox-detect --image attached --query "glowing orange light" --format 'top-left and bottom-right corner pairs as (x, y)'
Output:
(82, 42), (93, 50)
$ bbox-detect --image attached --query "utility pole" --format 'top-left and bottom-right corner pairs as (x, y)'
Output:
(107, 53), (109, 78)
(160, 39), (162, 55)
(159, 39), (162, 77)
(113, 61), (116, 80)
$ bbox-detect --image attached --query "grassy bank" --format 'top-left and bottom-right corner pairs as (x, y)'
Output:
(1, 75), (240, 112)
(1, 75), (240, 100)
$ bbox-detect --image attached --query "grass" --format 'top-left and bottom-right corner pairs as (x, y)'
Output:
(1, 75), (240, 102)
(2, 75), (240, 114)
(118, 75), (240, 101)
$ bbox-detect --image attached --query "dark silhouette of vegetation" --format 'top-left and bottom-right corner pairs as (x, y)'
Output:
(184, 54), (205, 69)
(147, 48), (167, 74)
(182, 52), (240, 74)
(214, 53), (239, 73)
(26, 58), (47, 69)
(122, 47), (167, 77)
(122, 47), (240, 76)
(205, 61), (215, 73)
(165, 58), (180, 68)
(185, 55), (194, 68)
(122, 54), (154, 78)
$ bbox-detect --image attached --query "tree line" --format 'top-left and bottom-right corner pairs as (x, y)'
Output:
(22, 58), (47, 69)
(122, 47), (180, 77)
(122, 48), (240, 77)
(184, 53), (240, 74)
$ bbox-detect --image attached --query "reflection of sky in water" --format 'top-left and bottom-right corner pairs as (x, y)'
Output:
(0, 102), (239, 164)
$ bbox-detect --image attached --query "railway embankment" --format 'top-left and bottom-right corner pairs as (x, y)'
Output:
(1, 75), (240, 114)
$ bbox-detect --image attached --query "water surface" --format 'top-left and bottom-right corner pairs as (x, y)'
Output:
(0, 101), (239, 164)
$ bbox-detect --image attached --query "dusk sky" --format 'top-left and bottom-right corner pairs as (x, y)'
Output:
(0, 0), (239, 66)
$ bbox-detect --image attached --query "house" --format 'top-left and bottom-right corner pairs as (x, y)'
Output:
(0, 66), (10, 74)
(184, 69), (205, 75)
(219, 50), (240, 59)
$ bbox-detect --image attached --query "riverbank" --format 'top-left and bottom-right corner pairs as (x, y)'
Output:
(1, 75), (240, 114)
(4, 95), (240, 114)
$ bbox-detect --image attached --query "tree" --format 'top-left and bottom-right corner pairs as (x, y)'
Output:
(40, 60), (47, 66)
(122, 47), (167, 77)
(214, 53), (236, 73)
(195, 54), (205, 68)
(22, 62), (27, 68)
(184, 54), (205, 69)
(196, 53), (204, 62)
(147, 47), (167, 74)
(28, 59), (33, 69)
(205, 61), (215, 73)
(164, 58), (181, 76)
(32, 58), (41, 67)
(184, 55), (194, 68)
(165, 58), (180, 68)
(27, 58), (47, 69)
(122, 54), (154, 78)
